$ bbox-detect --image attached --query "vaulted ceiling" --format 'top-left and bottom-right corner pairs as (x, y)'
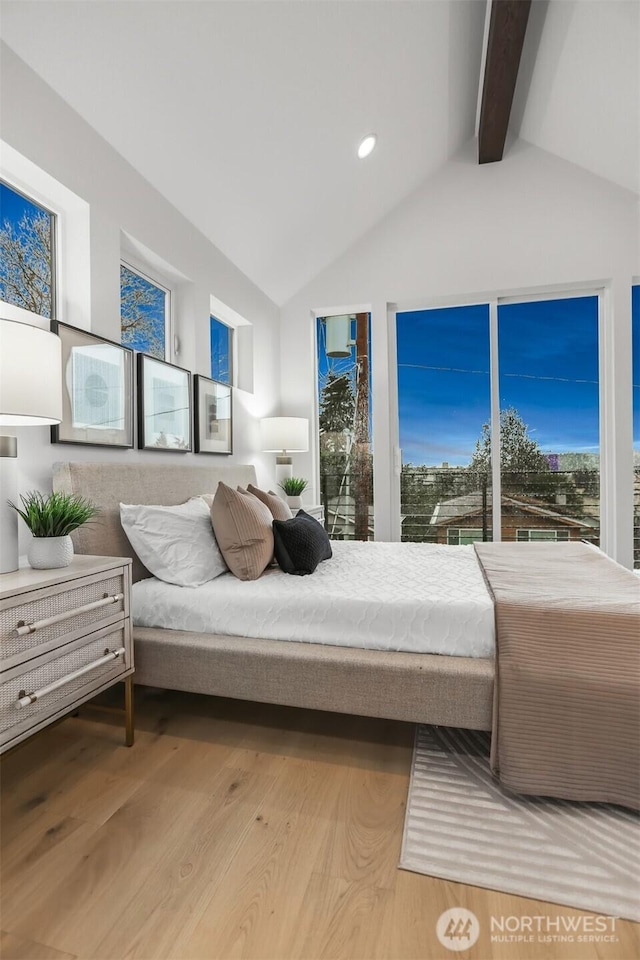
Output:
(1, 1), (637, 306)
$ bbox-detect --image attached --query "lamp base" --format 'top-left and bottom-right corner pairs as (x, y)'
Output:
(0, 436), (18, 574)
(275, 457), (293, 494)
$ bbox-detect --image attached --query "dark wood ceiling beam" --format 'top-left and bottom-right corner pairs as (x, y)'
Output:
(478, 0), (532, 164)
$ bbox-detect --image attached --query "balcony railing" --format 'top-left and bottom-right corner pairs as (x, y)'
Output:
(400, 467), (600, 546)
(319, 466), (604, 548)
(319, 465), (640, 568)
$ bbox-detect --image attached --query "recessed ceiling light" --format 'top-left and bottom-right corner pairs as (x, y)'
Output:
(357, 134), (377, 159)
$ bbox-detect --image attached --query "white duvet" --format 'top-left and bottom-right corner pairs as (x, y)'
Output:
(132, 540), (495, 658)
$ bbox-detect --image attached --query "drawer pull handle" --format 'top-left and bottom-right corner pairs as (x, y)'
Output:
(15, 593), (124, 637)
(16, 647), (126, 709)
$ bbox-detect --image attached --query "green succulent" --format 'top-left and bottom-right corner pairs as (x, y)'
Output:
(9, 491), (98, 538)
(279, 477), (308, 496)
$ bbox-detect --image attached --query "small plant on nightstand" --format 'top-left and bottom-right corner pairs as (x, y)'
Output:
(279, 477), (308, 510)
(9, 491), (98, 570)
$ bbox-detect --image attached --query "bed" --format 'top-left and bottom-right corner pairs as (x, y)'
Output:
(53, 461), (495, 730)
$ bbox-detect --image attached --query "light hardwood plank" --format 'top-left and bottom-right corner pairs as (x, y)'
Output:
(0, 931), (76, 960)
(1, 689), (637, 960)
(182, 758), (350, 959)
(92, 762), (280, 960)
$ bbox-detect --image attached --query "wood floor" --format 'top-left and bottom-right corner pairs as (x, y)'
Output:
(1, 689), (637, 960)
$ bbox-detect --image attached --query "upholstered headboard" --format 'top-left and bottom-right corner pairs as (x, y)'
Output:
(53, 461), (258, 582)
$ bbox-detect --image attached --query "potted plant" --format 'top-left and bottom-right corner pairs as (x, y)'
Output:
(9, 491), (98, 570)
(279, 477), (308, 510)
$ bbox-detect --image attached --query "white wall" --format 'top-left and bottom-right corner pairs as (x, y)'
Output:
(280, 139), (639, 565)
(1, 44), (282, 551)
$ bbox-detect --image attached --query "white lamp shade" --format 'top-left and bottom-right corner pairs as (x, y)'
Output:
(0, 319), (62, 425)
(261, 417), (309, 453)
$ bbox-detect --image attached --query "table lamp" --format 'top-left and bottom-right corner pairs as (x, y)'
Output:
(0, 319), (63, 573)
(260, 417), (309, 491)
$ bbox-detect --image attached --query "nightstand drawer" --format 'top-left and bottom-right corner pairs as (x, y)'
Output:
(0, 569), (128, 670)
(0, 623), (130, 741)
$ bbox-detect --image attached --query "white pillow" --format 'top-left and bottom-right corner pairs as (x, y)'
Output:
(120, 498), (227, 587)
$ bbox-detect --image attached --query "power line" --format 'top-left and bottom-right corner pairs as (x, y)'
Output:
(398, 363), (600, 386)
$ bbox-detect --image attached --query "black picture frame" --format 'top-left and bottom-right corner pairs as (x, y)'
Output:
(137, 353), (192, 452)
(194, 374), (233, 455)
(50, 320), (134, 448)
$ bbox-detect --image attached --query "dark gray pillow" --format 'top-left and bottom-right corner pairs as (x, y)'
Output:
(272, 510), (333, 576)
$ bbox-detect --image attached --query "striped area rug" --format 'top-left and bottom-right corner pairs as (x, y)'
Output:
(400, 726), (640, 921)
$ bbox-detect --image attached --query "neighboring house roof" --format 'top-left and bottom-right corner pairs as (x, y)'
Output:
(430, 493), (598, 530)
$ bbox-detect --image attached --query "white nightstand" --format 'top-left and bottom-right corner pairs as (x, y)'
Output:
(303, 504), (325, 524)
(0, 555), (134, 754)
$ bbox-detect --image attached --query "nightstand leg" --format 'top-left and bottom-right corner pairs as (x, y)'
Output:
(124, 676), (134, 747)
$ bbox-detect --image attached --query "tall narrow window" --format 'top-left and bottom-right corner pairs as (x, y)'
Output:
(396, 304), (491, 543)
(210, 316), (231, 384)
(317, 313), (373, 540)
(0, 180), (55, 319)
(497, 296), (600, 547)
(120, 262), (168, 359)
(633, 285), (640, 568)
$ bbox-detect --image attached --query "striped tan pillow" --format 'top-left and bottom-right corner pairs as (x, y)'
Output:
(210, 482), (274, 580)
(246, 483), (293, 521)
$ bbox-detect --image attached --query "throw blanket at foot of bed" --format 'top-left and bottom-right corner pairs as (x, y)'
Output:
(474, 542), (640, 810)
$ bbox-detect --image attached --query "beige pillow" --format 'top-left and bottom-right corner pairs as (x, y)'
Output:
(246, 483), (293, 521)
(210, 482), (274, 580)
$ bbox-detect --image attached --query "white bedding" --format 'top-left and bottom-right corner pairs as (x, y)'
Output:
(131, 540), (495, 658)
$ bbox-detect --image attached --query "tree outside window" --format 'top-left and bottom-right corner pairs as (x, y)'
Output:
(0, 180), (55, 319)
(120, 263), (168, 359)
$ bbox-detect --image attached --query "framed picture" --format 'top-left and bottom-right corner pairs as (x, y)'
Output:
(194, 375), (232, 455)
(137, 354), (191, 451)
(51, 321), (134, 448)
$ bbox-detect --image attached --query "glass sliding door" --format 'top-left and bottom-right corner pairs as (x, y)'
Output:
(497, 295), (600, 546)
(317, 313), (373, 540)
(396, 304), (492, 543)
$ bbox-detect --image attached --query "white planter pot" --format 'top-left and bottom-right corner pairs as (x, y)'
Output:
(28, 535), (74, 570)
(286, 495), (303, 511)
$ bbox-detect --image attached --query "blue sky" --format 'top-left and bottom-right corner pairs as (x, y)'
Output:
(397, 304), (490, 466)
(0, 181), (48, 225)
(397, 296), (600, 466)
(210, 316), (231, 384)
(318, 300), (606, 467)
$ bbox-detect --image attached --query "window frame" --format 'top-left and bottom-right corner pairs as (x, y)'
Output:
(315, 311), (374, 542)
(120, 258), (172, 361)
(516, 529), (571, 542)
(0, 177), (58, 322)
(386, 285), (605, 550)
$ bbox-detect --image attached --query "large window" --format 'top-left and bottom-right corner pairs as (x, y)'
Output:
(397, 304), (491, 543)
(396, 294), (600, 548)
(633, 284), (640, 568)
(0, 180), (55, 319)
(317, 313), (373, 540)
(497, 296), (600, 547)
(210, 316), (232, 384)
(120, 262), (169, 359)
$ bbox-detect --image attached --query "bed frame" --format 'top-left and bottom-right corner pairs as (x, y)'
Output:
(53, 462), (494, 730)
